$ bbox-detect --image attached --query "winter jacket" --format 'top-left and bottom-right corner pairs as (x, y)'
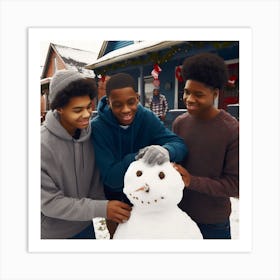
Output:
(91, 96), (188, 196)
(41, 110), (107, 239)
(173, 110), (239, 224)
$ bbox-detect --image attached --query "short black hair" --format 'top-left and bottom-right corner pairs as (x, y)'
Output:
(182, 52), (228, 90)
(106, 73), (137, 96)
(50, 78), (97, 110)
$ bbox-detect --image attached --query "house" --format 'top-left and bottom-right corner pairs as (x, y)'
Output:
(40, 43), (98, 121)
(85, 41), (239, 114)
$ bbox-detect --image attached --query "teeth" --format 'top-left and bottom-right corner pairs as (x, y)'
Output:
(123, 115), (132, 120)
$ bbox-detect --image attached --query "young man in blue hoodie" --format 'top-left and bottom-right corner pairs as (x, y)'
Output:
(41, 70), (131, 239)
(91, 73), (188, 236)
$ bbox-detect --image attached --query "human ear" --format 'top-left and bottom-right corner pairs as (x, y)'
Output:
(213, 89), (219, 100)
(106, 97), (112, 109)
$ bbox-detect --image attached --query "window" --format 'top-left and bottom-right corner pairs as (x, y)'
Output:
(144, 76), (154, 108)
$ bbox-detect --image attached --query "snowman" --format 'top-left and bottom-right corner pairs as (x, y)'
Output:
(113, 159), (202, 239)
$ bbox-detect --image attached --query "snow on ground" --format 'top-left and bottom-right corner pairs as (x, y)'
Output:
(92, 217), (110, 239)
(230, 197), (239, 239)
(93, 197), (239, 239)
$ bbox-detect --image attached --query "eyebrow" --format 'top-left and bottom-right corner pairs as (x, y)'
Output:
(111, 97), (137, 103)
(184, 89), (204, 94)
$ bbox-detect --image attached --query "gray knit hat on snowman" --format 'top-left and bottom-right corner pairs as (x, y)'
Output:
(49, 69), (85, 107)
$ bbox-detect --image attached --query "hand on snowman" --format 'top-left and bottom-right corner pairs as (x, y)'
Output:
(135, 145), (170, 166)
(172, 163), (191, 187)
(107, 201), (132, 224)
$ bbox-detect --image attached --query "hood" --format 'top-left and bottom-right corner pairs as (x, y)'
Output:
(43, 110), (91, 142)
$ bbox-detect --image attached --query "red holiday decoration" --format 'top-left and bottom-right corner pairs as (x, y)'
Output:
(227, 75), (238, 87)
(98, 74), (106, 83)
(101, 75), (106, 83)
(151, 64), (162, 80)
(175, 66), (184, 82)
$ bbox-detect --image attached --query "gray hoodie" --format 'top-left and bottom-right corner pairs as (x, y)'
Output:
(41, 111), (107, 239)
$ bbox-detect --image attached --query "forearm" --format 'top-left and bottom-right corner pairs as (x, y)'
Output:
(174, 162), (239, 198)
(188, 174), (239, 198)
(41, 191), (108, 221)
(163, 139), (188, 163)
(41, 171), (107, 221)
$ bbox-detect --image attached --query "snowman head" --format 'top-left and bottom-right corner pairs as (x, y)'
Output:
(123, 159), (184, 212)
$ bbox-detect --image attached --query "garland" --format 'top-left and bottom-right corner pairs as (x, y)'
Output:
(94, 41), (238, 76)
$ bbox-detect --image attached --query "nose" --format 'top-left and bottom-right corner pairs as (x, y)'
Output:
(186, 93), (195, 103)
(121, 104), (131, 113)
(82, 108), (91, 118)
(183, 92), (193, 104)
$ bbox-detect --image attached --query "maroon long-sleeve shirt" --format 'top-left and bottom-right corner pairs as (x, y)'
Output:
(173, 110), (239, 224)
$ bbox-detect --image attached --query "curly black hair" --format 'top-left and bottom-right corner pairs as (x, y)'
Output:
(106, 73), (137, 96)
(50, 78), (97, 110)
(182, 52), (228, 90)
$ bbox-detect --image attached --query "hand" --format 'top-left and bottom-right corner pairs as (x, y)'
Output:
(135, 145), (170, 165)
(172, 163), (191, 187)
(160, 115), (166, 121)
(106, 200), (132, 223)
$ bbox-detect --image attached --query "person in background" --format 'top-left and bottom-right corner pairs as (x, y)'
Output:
(91, 73), (187, 237)
(41, 69), (131, 239)
(149, 86), (168, 121)
(172, 53), (239, 239)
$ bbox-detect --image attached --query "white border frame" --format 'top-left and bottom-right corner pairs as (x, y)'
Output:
(28, 27), (252, 253)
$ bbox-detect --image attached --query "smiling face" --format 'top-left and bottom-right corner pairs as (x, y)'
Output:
(123, 160), (184, 212)
(183, 80), (219, 120)
(153, 88), (160, 96)
(57, 95), (92, 136)
(107, 87), (139, 125)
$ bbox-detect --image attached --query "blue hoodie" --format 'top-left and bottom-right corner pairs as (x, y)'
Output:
(91, 96), (188, 194)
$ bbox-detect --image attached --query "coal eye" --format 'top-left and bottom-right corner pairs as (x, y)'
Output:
(136, 170), (143, 177)
(158, 171), (165, 179)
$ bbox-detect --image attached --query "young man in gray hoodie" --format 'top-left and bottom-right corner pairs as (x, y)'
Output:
(41, 69), (131, 239)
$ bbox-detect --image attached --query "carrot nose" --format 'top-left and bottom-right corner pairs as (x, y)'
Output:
(136, 183), (150, 193)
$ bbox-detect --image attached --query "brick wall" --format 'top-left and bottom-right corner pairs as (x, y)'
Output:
(45, 51), (66, 77)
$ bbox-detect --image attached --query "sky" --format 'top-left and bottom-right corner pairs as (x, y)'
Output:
(40, 40), (103, 68)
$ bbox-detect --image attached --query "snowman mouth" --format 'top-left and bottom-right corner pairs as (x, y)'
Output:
(128, 184), (165, 205)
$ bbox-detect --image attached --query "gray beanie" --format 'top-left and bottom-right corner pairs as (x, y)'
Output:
(49, 69), (85, 105)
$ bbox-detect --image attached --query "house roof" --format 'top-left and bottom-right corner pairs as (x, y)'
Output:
(97, 41), (135, 58)
(85, 41), (184, 70)
(41, 43), (98, 79)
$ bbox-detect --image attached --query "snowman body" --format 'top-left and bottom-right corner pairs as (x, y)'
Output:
(113, 160), (202, 239)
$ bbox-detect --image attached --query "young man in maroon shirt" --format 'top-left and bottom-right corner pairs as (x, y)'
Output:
(173, 53), (239, 239)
